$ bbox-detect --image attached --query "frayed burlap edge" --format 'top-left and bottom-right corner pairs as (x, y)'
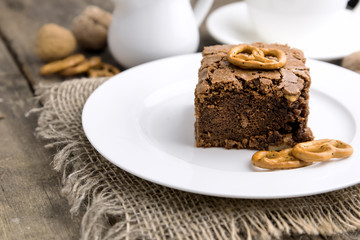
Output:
(34, 77), (360, 240)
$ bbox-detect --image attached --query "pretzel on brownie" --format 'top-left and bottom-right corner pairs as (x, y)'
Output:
(228, 44), (287, 70)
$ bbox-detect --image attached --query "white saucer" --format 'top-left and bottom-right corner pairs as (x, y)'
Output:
(206, 2), (360, 60)
(83, 53), (360, 199)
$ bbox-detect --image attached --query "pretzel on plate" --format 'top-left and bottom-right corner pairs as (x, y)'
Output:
(252, 148), (312, 170)
(292, 139), (353, 162)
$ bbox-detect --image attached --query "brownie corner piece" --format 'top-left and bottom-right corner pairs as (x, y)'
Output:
(194, 43), (314, 150)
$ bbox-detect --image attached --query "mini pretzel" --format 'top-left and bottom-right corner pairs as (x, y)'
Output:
(292, 139), (353, 162)
(88, 63), (120, 78)
(60, 56), (102, 76)
(228, 44), (287, 70)
(60, 61), (89, 76)
(87, 56), (102, 68)
(252, 148), (312, 170)
(40, 54), (85, 75)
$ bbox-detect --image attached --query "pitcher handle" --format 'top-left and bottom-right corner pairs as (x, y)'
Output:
(193, 0), (214, 26)
(353, 1), (360, 15)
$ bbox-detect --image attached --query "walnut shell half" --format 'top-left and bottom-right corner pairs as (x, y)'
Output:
(35, 23), (77, 62)
(71, 5), (112, 50)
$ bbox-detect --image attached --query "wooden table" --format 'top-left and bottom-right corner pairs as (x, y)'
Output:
(0, 0), (356, 239)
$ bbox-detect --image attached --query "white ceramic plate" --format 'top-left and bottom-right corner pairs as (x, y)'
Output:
(82, 53), (360, 199)
(206, 2), (360, 60)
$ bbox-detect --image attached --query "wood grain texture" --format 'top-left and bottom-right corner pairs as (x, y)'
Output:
(0, 37), (81, 239)
(0, 0), (116, 88)
(0, 0), (228, 90)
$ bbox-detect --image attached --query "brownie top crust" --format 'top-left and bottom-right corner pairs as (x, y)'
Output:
(196, 43), (310, 100)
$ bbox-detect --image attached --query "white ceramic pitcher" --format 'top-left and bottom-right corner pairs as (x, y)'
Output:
(108, 0), (213, 68)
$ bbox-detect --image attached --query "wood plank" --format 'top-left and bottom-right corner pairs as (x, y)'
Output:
(0, 0), (226, 90)
(0, 36), (80, 239)
(0, 0), (116, 89)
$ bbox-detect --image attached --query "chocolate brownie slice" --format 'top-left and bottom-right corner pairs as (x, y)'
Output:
(194, 43), (314, 150)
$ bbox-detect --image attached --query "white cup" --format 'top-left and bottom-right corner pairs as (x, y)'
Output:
(246, 0), (348, 45)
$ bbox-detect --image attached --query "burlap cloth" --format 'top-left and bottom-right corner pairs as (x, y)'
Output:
(35, 77), (360, 240)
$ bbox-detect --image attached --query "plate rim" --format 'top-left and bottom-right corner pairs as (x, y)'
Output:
(82, 53), (360, 199)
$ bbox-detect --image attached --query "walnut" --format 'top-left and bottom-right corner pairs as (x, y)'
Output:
(35, 23), (77, 62)
(71, 5), (112, 50)
(342, 51), (360, 74)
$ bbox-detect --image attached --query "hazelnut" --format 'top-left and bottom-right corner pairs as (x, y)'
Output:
(342, 51), (360, 74)
(71, 5), (112, 50)
(35, 23), (77, 62)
